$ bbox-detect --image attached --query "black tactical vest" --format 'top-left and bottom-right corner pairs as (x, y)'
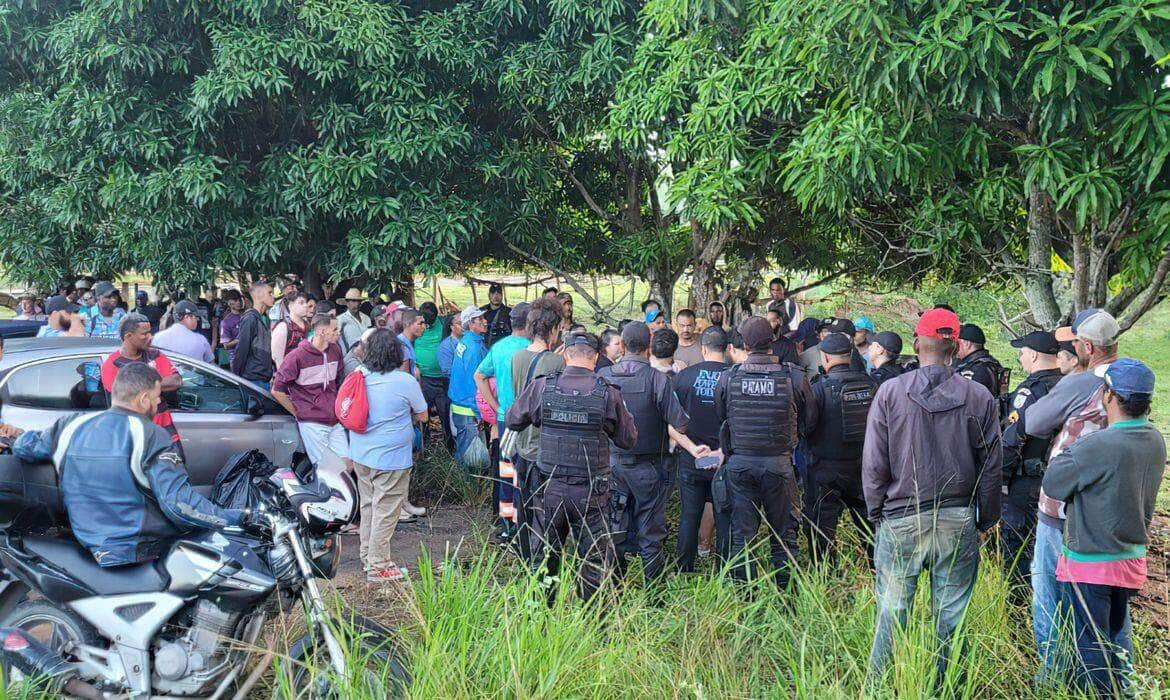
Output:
(601, 361), (665, 457)
(538, 373), (610, 477)
(1017, 370), (1063, 465)
(812, 369), (876, 462)
(726, 360), (794, 456)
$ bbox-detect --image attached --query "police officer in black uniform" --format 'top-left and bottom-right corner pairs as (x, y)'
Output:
(506, 332), (638, 598)
(804, 332), (877, 565)
(715, 317), (817, 588)
(955, 323), (1008, 401)
(867, 331), (904, 386)
(999, 330), (1063, 589)
(597, 321), (689, 582)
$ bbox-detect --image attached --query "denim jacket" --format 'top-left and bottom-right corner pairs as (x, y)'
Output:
(14, 408), (243, 566)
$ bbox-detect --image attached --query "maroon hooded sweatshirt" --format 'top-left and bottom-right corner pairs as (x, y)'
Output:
(272, 339), (343, 425)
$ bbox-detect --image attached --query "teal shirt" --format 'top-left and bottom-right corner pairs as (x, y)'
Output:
(475, 335), (530, 415)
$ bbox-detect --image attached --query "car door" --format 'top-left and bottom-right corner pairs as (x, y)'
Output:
(0, 354), (109, 432)
(167, 360), (274, 490)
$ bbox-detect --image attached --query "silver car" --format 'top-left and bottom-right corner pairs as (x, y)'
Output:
(0, 338), (302, 489)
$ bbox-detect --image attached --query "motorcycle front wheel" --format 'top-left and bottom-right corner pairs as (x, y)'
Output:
(285, 614), (409, 698)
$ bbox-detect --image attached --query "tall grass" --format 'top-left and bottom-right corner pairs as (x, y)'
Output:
(328, 539), (1161, 699)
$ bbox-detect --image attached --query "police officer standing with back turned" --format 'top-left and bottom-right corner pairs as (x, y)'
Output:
(804, 332), (877, 565)
(506, 332), (637, 599)
(597, 321), (690, 583)
(999, 330), (1063, 590)
(715, 317), (817, 588)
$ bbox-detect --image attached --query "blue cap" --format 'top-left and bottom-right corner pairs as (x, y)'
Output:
(645, 309), (662, 323)
(1071, 307), (1104, 334)
(854, 316), (875, 332)
(1102, 358), (1155, 400)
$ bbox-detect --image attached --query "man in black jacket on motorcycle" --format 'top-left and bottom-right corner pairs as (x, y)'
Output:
(14, 362), (265, 567)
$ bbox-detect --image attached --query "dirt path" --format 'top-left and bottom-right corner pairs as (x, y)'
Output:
(1134, 513), (1169, 628)
(321, 504), (490, 605)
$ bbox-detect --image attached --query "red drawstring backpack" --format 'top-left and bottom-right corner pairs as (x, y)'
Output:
(335, 368), (369, 433)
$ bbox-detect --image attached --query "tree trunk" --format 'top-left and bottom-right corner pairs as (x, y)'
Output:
(1071, 228), (1089, 312)
(1022, 187), (1063, 328)
(687, 220), (733, 314)
(645, 265), (674, 318)
(394, 275), (415, 306)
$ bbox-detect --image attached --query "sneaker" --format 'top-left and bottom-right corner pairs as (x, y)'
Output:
(398, 512), (418, 523)
(367, 564), (408, 583)
(402, 502), (427, 517)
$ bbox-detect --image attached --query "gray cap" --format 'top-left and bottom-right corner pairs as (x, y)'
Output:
(1074, 309), (1120, 346)
(92, 281), (117, 298)
(509, 302), (531, 325)
(173, 300), (199, 320)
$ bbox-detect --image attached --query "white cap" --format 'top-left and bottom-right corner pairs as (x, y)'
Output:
(460, 305), (486, 326)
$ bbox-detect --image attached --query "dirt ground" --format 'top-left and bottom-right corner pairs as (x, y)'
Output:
(1134, 514), (1169, 629)
(319, 504), (490, 609)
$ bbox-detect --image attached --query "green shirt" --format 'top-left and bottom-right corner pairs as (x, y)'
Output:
(415, 322), (444, 378)
(475, 334), (530, 415)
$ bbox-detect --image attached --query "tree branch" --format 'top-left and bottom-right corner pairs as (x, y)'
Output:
(502, 240), (619, 325)
(1117, 246), (1170, 333)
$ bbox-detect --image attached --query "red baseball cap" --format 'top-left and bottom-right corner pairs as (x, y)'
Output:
(914, 308), (960, 339)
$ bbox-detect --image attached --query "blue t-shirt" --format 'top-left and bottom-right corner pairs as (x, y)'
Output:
(437, 335), (459, 376)
(447, 331), (486, 412)
(398, 333), (417, 374)
(347, 370), (427, 470)
(475, 334), (530, 416)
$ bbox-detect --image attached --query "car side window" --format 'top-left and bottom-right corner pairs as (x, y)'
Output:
(0, 356), (109, 410)
(169, 362), (247, 414)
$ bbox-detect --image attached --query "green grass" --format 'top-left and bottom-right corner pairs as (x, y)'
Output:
(276, 539), (1167, 699)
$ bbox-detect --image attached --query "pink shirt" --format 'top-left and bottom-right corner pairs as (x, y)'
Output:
(1057, 555), (1146, 590)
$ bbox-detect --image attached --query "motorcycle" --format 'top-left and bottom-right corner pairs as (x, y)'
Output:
(0, 457), (406, 698)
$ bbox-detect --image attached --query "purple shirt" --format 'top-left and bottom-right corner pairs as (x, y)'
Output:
(152, 323), (214, 363)
(220, 311), (242, 361)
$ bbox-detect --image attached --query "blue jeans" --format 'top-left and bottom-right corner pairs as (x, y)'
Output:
(868, 507), (980, 683)
(451, 411), (481, 466)
(1032, 516), (1067, 682)
(1065, 582), (1135, 697)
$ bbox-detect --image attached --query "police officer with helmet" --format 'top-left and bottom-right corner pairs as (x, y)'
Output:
(1000, 330), (1063, 589)
(804, 332), (877, 565)
(715, 316), (817, 588)
(597, 321), (690, 582)
(505, 332), (638, 598)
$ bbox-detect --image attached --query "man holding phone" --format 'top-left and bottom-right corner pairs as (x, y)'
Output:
(671, 326), (732, 571)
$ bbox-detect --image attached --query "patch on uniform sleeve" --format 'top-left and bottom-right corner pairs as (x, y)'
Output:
(1012, 388), (1031, 409)
(1007, 410), (1019, 423)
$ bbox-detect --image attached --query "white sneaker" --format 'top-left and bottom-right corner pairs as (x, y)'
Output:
(402, 502), (427, 517)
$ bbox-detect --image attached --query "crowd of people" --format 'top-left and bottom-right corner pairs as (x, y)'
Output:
(7, 275), (1165, 697)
